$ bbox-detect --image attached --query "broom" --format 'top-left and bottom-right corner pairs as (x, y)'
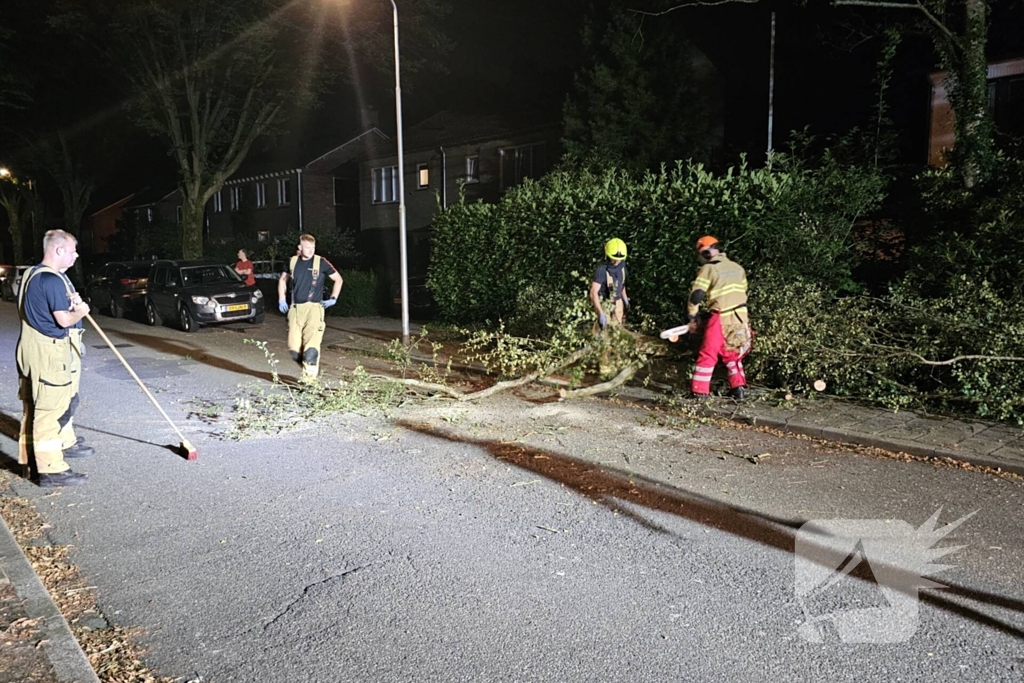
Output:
(84, 314), (198, 460)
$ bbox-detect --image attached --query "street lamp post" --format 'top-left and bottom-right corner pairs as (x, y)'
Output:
(391, 0), (410, 344)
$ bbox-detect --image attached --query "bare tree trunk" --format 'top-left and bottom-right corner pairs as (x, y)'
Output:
(181, 195), (205, 259)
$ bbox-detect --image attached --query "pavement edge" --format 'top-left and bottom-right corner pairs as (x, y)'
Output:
(0, 511), (100, 683)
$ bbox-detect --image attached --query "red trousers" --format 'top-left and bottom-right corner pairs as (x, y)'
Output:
(691, 312), (747, 395)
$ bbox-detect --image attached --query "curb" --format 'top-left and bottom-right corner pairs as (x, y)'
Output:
(719, 408), (1024, 477)
(0, 512), (99, 683)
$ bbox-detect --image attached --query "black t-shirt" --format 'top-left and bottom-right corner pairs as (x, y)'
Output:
(290, 256), (336, 304)
(592, 261), (626, 301)
(22, 268), (81, 339)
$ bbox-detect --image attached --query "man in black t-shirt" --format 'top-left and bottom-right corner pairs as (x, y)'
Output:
(16, 230), (93, 488)
(277, 233), (344, 381)
(589, 237), (630, 331)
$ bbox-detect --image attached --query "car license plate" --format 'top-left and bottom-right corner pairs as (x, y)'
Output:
(225, 304), (248, 312)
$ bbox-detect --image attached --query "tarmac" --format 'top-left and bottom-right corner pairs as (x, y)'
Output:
(2, 314), (1022, 681)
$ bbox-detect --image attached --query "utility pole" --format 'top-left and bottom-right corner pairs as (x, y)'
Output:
(767, 11), (777, 156)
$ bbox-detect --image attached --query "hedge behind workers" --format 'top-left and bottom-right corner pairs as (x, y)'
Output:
(277, 234), (343, 381)
(16, 229), (93, 488)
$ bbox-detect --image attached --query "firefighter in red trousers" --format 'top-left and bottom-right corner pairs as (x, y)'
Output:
(687, 235), (752, 400)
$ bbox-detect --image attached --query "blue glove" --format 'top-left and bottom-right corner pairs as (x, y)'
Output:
(598, 313), (608, 329)
(322, 298), (337, 309)
(278, 300), (289, 315)
(622, 294), (630, 310)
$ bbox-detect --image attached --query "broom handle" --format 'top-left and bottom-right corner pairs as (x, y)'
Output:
(83, 314), (188, 444)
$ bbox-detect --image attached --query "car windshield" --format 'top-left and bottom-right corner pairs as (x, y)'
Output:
(180, 265), (241, 287)
(125, 265), (150, 278)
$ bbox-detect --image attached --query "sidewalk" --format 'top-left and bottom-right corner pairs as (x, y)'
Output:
(0, 501), (99, 683)
(328, 316), (1024, 477)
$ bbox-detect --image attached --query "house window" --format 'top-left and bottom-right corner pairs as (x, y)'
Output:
(258, 230), (270, 243)
(277, 178), (291, 206)
(213, 190), (223, 213)
(146, 207), (154, 223)
(499, 143), (546, 191)
(417, 163), (429, 189)
(229, 186), (241, 211)
(256, 182), (267, 209)
(176, 205), (182, 225)
(465, 155), (479, 183)
(372, 166), (398, 204)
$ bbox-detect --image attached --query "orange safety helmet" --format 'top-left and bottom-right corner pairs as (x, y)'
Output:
(695, 235), (719, 253)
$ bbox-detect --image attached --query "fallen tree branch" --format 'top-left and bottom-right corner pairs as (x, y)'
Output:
(390, 377), (464, 399)
(362, 344), (600, 402)
(897, 352), (1024, 367)
(559, 364), (639, 399)
(459, 344), (596, 402)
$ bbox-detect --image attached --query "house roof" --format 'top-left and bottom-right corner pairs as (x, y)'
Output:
(123, 187), (178, 209)
(224, 127), (390, 183)
(89, 193), (138, 219)
(396, 111), (559, 155)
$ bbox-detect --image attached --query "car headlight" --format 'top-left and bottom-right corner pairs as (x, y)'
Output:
(191, 296), (210, 306)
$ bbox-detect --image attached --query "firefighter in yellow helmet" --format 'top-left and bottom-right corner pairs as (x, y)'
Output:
(687, 235), (751, 399)
(590, 238), (629, 331)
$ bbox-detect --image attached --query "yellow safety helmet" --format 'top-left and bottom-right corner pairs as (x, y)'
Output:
(604, 238), (628, 260)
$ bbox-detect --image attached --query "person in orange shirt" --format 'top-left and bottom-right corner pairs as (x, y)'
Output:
(234, 249), (256, 287)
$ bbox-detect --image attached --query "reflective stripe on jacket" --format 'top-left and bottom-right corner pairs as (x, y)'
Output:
(687, 252), (747, 319)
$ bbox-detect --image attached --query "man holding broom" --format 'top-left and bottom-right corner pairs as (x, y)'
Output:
(16, 229), (93, 487)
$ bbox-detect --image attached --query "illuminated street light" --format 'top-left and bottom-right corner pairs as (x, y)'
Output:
(0, 168), (10, 178)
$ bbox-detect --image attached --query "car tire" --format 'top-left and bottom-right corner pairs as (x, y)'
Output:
(252, 312), (265, 325)
(110, 297), (124, 319)
(145, 298), (162, 327)
(180, 304), (199, 333)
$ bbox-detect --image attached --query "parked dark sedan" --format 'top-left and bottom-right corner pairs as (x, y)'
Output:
(144, 260), (265, 332)
(84, 261), (151, 318)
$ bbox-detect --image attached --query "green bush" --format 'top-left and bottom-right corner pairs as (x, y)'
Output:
(328, 269), (378, 317)
(430, 139), (1024, 423)
(430, 152), (886, 325)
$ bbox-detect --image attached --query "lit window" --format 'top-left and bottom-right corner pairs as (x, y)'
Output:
(277, 178), (291, 205)
(145, 207), (154, 223)
(417, 163), (429, 189)
(258, 230), (270, 243)
(466, 155), (479, 183)
(213, 191), (223, 213)
(230, 186), (241, 211)
(256, 182), (267, 209)
(372, 166), (398, 203)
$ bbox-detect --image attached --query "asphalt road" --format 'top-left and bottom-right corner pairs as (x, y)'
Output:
(2, 301), (1024, 682)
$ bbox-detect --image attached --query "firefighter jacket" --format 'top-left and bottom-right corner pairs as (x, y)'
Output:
(687, 252), (747, 320)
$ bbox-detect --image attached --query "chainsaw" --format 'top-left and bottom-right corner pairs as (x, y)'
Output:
(659, 324), (693, 343)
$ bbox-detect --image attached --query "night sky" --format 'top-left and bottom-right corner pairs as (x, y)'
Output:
(1, 0), (1021, 207)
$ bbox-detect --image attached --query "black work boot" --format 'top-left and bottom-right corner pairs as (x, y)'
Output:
(63, 443), (95, 458)
(730, 386), (747, 401)
(37, 470), (89, 488)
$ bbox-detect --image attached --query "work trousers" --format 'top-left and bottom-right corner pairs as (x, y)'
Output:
(288, 302), (326, 379)
(691, 311), (748, 395)
(18, 328), (80, 474)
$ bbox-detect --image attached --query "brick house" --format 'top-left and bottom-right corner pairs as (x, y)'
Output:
(356, 111), (561, 291)
(927, 57), (1024, 166)
(86, 187), (182, 258)
(204, 127), (390, 245)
